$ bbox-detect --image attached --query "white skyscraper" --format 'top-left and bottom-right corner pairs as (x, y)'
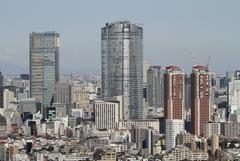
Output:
(165, 119), (184, 150)
(101, 21), (143, 120)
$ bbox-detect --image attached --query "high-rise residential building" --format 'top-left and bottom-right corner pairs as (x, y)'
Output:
(147, 66), (164, 108)
(164, 66), (185, 149)
(30, 32), (60, 107)
(191, 65), (211, 136)
(164, 66), (184, 120)
(101, 21), (143, 120)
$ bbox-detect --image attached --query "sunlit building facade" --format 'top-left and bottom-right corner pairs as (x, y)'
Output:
(30, 32), (60, 107)
(101, 21), (143, 120)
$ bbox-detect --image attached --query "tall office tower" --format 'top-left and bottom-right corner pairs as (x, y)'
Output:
(164, 66), (185, 120)
(30, 32), (60, 107)
(0, 72), (3, 108)
(147, 66), (164, 108)
(191, 65), (211, 136)
(101, 21), (143, 120)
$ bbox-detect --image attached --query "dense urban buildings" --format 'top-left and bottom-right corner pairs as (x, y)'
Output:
(29, 32), (60, 107)
(191, 65), (211, 136)
(101, 21), (143, 120)
(0, 20), (240, 161)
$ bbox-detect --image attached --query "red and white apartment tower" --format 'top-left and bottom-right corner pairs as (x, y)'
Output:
(164, 66), (185, 120)
(191, 65), (211, 136)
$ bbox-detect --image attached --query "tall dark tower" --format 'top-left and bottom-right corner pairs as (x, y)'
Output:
(30, 32), (60, 107)
(0, 72), (3, 108)
(101, 21), (143, 120)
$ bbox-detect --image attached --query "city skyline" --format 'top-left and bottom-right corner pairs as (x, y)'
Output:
(1, 0), (240, 74)
(0, 1), (240, 160)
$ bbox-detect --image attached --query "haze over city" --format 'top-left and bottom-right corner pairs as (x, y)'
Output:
(0, 0), (240, 74)
(1, 1), (240, 161)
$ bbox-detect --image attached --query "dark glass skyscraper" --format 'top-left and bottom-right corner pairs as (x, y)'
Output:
(101, 21), (143, 120)
(147, 66), (164, 108)
(30, 32), (60, 107)
(0, 72), (3, 108)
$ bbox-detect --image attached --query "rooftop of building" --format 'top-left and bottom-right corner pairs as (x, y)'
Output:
(103, 21), (142, 28)
(192, 65), (210, 72)
(166, 66), (181, 70)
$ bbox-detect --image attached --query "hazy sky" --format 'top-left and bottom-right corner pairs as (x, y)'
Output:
(0, 0), (240, 74)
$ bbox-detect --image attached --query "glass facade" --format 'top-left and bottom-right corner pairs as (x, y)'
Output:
(147, 66), (164, 108)
(101, 21), (143, 120)
(30, 32), (59, 107)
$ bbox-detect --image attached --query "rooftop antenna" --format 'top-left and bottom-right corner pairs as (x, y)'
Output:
(206, 56), (211, 69)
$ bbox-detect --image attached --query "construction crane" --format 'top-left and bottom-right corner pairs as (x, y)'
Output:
(190, 51), (198, 66)
(206, 56), (211, 68)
